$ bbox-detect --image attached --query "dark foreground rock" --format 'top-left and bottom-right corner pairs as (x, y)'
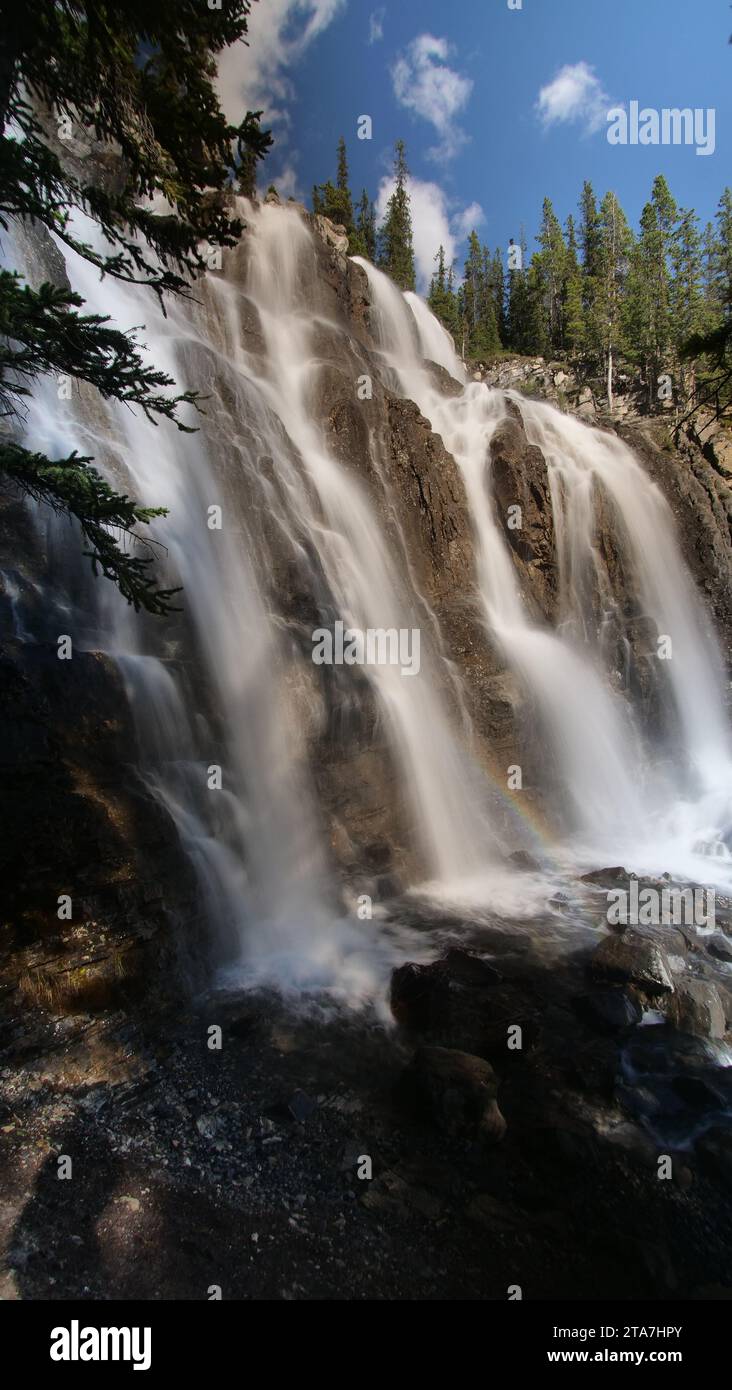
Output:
(400, 1046), (506, 1143)
(1, 901), (732, 1302)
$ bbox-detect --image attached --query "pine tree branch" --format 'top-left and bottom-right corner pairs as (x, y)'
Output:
(1, 441), (181, 614)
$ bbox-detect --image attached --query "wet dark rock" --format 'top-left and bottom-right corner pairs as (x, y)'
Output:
(696, 1127), (732, 1184)
(573, 986), (643, 1034)
(489, 415), (558, 622)
(580, 866), (631, 887)
(708, 934), (732, 964)
(400, 1045), (506, 1143)
(672, 1075), (727, 1110)
(508, 850), (541, 871)
(440, 947), (502, 987)
(588, 930), (674, 995)
(668, 978), (726, 1040)
(390, 962), (449, 1031)
(390, 948), (500, 1032)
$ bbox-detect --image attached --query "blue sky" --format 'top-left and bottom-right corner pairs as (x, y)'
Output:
(218, 0), (732, 289)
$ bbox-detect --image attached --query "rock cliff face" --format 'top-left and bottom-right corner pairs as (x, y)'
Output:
(1, 203), (731, 1009)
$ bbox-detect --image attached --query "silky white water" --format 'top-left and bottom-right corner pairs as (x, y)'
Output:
(357, 257), (732, 886)
(6, 200), (539, 999)
(232, 203), (501, 887)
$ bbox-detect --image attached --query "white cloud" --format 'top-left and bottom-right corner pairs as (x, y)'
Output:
(376, 176), (484, 291)
(217, 0), (346, 128)
(451, 201), (485, 242)
(391, 34), (473, 161)
(536, 61), (612, 135)
(272, 163), (302, 200)
(368, 8), (385, 44)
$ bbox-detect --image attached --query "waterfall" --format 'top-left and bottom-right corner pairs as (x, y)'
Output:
(232, 202), (501, 887)
(7, 199), (542, 999)
(8, 197), (732, 1008)
(356, 257), (732, 885)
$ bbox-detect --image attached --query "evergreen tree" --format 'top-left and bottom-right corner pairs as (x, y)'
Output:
(428, 245), (449, 320)
(595, 191), (632, 410)
(579, 180), (603, 278)
(238, 146), (259, 199)
(461, 232), (492, 356)
(336, 136), (353, 226)
(562, 215), (585, 356)
(532, 197), (567, 352)
(0, 0), (271, 613)
(377, 140), (416, 291)
(354, 189), (376, 260)
(480, 245), (502, 353)
(445, 262), (461, 343)
(311, 137), (359, 249)
(624, 200), (672, 407)
(489, 248), (506, 343)
(712, 187), (732, 314)
(428, 246), (461, 342)
(578, 181), (602, 364)
(700, 220), (719, 317)
(670, 207), (705, 398)
(506, 231), (540, 353)
(679, 188), (732, 427)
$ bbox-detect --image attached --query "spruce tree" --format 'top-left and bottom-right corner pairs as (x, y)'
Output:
(578, 181), (602, 365)
(462, 232), (485, 355)
(445, 262), (461, 342)
(679, 188), (732, 427)
(506, 231), (540, 354)
(353, 190), (376, 260)
(377, 140), (416, 292)
(670, 208), (705, 398)
(0, 0), (271, 613)
(311, 137), (359, 249)
(562, 215), (585, 357)
(428, 245), (448, 319)
(489, 248), (506, 345)
(427, 247), (460, 341)
(480, 245), (501, 353)
(595, 191), (632, 410)
(336, 137), (353, 226)
(533, 198), (567, 352)
(712, 187), (732, 313)
(624, 199), (672, 407)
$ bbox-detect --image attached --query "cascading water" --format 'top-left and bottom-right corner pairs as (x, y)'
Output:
(357, 257), (732, 886)
(228, 202), (502, 888)
(12, 225), (353, 993)
(6, 198), (541, 1002)
(8, 194), (732, 1012)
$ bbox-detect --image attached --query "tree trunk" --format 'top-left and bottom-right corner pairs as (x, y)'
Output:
(607, 345), (613, 414)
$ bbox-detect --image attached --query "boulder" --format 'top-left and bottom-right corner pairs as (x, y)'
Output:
(696, 1127), (732, 1184)
(390, 948), (500, 1031)
(589, 930), (674, 995)
(580, 866), (630, 887)
(669, 978), (726, 1040)
(400, 1046), (506, 1143)
(707, 934), (732, 964)
(390, 961), (448, 1031)
(573, 986), (643, 1034)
